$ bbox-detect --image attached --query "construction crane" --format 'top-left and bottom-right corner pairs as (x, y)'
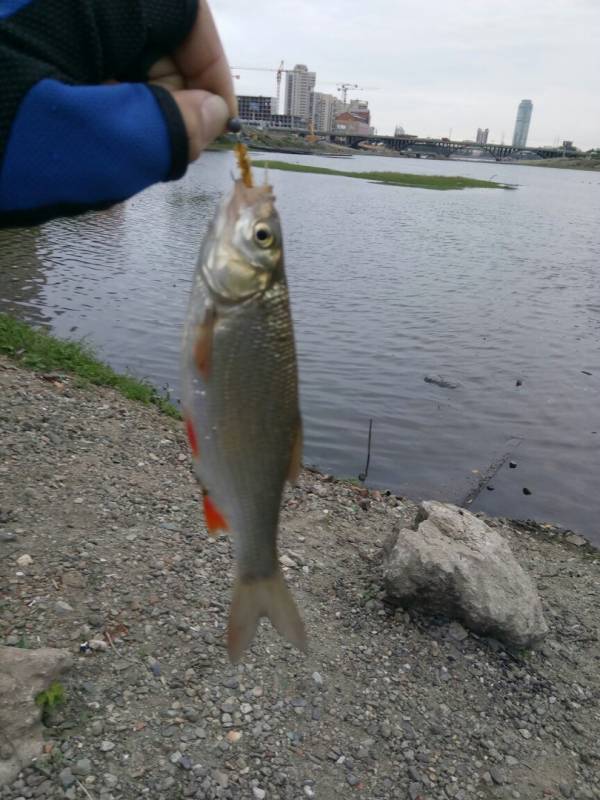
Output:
(337, 83), (379, 104)
(232, 64), (378, 114)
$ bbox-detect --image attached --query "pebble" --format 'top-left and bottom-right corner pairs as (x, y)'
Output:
(58, 769), (75, 789)
(448, 621), (468, 641)
(104, 774), (118, 789)
(100, 741), (115, 752)
(252, 788), (266, 800)
(16, 554), (32, 567)
(0, 532), (17, 543)
(519, 729), (532, 739)
(72, 758), (92, 776)
(54, 600), (74, 614)
(312, 671), (324, 686)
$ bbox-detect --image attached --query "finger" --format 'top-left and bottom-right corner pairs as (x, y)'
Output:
(172, 89), (229, 161)
(174, 0), (238, 118)
(147, 56), (185, 91)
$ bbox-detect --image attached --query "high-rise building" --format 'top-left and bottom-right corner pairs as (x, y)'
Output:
(310, 92), (337, 131)
(285, 64), (316, 122)
(476, 127), (489, 144)
(512, 99), (533, 147)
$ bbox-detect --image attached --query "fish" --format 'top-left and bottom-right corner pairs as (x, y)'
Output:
(181, 146), (307, 663)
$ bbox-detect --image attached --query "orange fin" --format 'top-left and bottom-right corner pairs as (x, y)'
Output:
(194, 307), (216, 379)
(227, 569), (308, 663)
(287, 420), (303, 484)
(203, 493), (228, 536)
(184, 417), (199, 458)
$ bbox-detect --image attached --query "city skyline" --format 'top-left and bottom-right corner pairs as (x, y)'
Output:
(215, 0), (600, 149)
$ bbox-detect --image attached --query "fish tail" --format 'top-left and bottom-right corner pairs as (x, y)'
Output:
(227, 569), (307, 663)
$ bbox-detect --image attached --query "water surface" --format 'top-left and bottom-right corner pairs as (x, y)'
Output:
(1, 153), (599, 543)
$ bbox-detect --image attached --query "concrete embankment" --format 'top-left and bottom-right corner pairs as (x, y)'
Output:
(1, 357), (599, 800)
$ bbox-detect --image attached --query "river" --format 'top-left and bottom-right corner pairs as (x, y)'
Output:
(1, 152), (599, 544)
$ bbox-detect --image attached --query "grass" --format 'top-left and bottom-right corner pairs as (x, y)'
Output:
(35, 681), (65, 725)
(251, 159), (513, 190)
(0, 313), (180, 419)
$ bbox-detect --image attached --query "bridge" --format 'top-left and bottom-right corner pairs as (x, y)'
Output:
(326, 133), (567, 160)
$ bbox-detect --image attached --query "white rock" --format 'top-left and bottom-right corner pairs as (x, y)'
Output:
(16, 554), (33, 568)
(280, 554), (298, 569)
(89, 640), (108, 652)
(253, 788), (266, 800)
(383, 501), (548, 649)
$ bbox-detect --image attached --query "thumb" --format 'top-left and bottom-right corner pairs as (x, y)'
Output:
(172, 90), (229, 161)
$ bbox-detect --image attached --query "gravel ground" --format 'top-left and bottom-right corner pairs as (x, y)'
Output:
(1, 357), (599, 800)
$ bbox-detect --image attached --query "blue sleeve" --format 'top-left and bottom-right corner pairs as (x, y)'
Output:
(0, 78), (188, 222)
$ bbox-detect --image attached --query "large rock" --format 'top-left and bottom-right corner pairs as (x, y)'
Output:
(0, 646), (73, 786)
(383, 501), (548, 649)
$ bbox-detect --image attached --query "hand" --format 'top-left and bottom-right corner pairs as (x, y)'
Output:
(0, 0), (238, 226)
(147, 0), (238, 160)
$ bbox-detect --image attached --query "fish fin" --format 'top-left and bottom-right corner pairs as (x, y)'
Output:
(203, 493), (228, 536)
(287, 420), (303, 484)
(227, 569), (308, 663)
(184, 416), (199, 459)
(194, 307), (216, 379)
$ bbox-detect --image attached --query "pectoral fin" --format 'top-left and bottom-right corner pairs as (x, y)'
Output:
(194, 307), (216, 379)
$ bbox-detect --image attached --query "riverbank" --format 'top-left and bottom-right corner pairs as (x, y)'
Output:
(516, 158), (600, 171)
(208, 130), (357, 157)
(1, 338), (599, 800)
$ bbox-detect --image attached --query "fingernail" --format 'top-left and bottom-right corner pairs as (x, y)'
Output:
(200, 94), (229, 144)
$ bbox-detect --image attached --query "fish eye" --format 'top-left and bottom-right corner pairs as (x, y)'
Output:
(253, 222), (274, 248)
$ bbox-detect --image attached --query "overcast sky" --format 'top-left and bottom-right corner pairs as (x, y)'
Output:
(213, 0), (600, 149)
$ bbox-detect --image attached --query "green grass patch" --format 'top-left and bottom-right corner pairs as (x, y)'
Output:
(0, 313), (180, 418)
(252, 159), (512, 190)
(35, 681), (65, 725)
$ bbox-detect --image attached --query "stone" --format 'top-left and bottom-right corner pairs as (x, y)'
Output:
(0, 646), (72, 787)
(72, 759), (92, 776)
(54, 601), (74, 615)
(99, 741), (115, 752)
(383, 502), (549, 649)
(565, 534), (587, 547)
(58, 768), (75, 789)
(16, 554), (33, 567)
(252, 788), (266, 799)
(448, 621), (469, 642)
